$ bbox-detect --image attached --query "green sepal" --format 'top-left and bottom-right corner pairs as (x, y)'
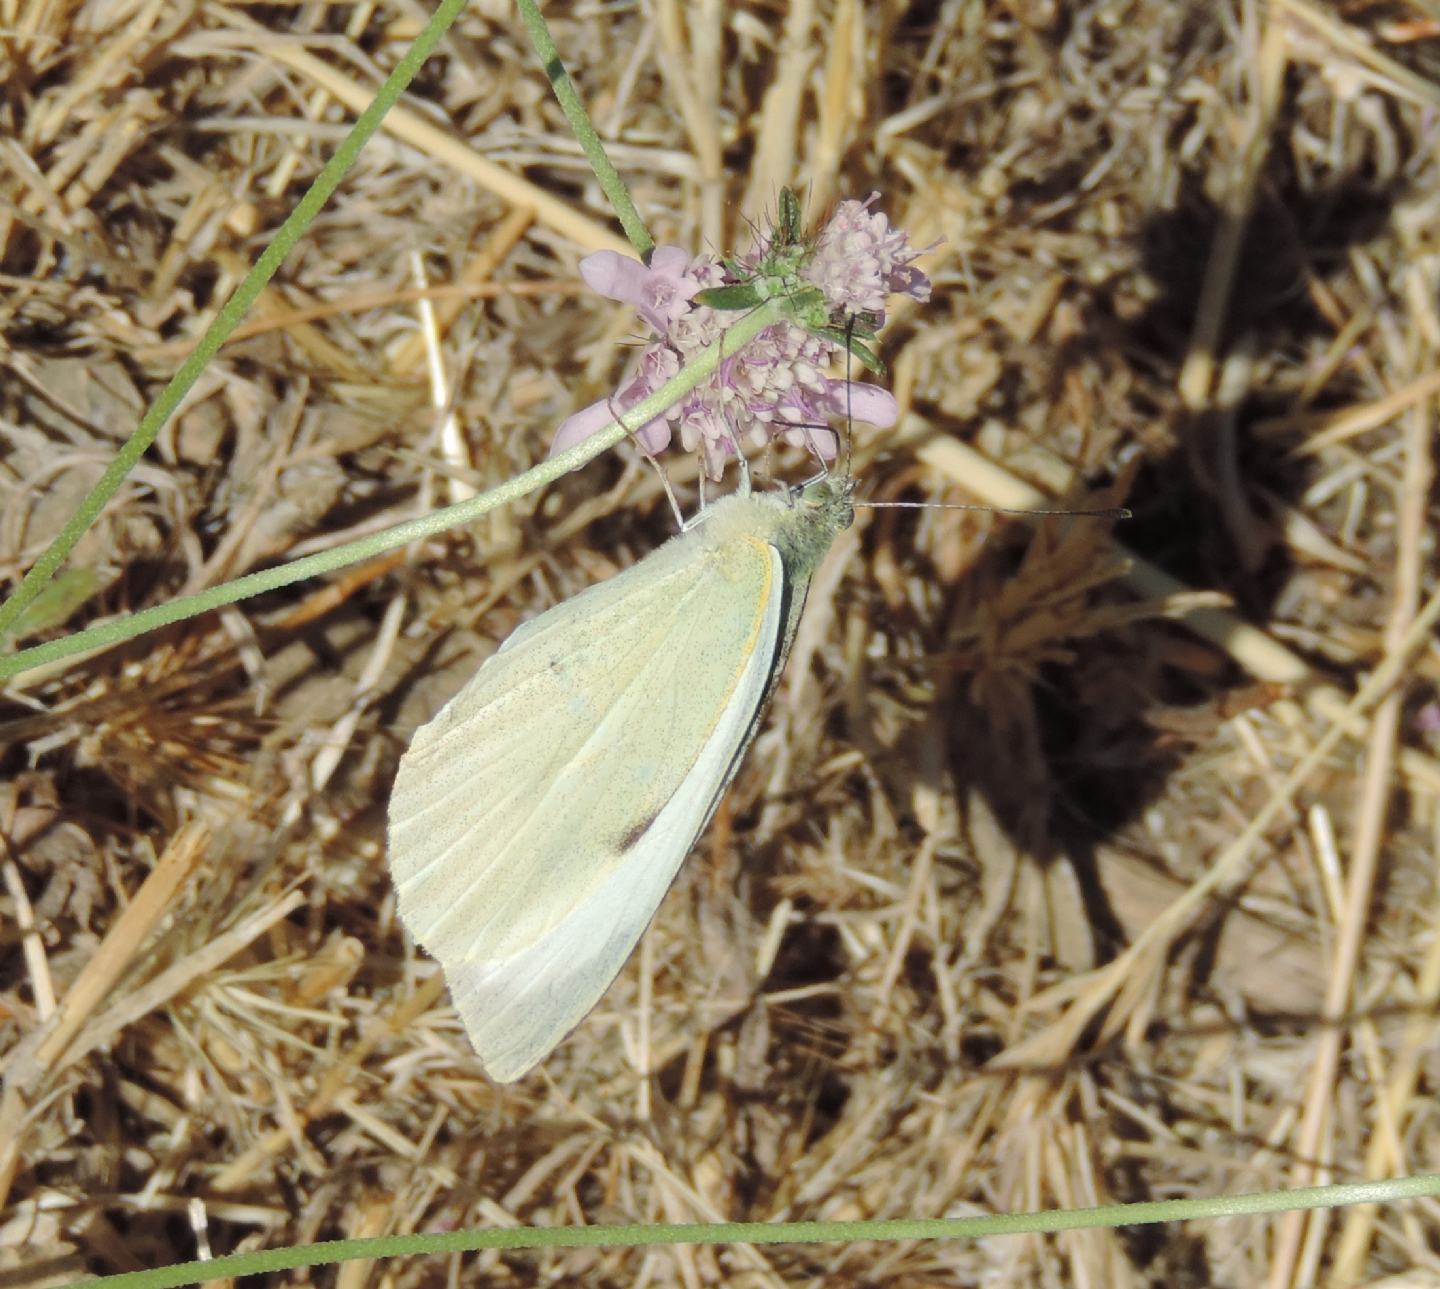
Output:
(774, 284), (827, 326)
(695, 283), (766, 311)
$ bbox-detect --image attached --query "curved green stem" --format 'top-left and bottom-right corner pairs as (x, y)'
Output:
(0, 0), (473, 645)
(0, 301), (786, 681)
(65, 1175), (1440, 1289)
(515, 0), (654, 261)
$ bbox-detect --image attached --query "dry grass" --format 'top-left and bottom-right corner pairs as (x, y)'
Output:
(3, 0), (1440, 1284)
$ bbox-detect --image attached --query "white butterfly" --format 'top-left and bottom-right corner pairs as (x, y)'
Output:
(387, 477), (854, 1081)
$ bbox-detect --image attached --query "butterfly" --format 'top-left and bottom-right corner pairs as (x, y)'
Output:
(387, 474), (854, 1081)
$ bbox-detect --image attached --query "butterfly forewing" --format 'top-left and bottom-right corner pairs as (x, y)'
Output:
(387, 506), (790, 1078)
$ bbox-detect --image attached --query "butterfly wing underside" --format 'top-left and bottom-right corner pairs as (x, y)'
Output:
(388, 523), (790, 1082)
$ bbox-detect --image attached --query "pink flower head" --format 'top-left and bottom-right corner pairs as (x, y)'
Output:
(802, 193), (932, 324)
(551, 193), (930, 479)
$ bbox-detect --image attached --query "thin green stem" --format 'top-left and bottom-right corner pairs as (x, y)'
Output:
(514, 0), (654, 261)
(0, 0), (471, 646)
(0, 302), (786, 681)
(66, 1175), (1440, 1289)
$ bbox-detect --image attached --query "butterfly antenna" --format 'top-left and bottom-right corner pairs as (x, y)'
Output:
(855, 498), (1132, 519)
(843, 321), (1129, 521)
(843, 312), (856, 483)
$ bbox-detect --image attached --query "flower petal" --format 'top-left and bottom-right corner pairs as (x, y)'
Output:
(649, 245), (692, 278)
(629, 417), (673, 455)
(578, 251), (647, 304)
(578, 246), (699, 335)
(549, 396), (673, 459)
(836, 382), (898, 427)
(549, 398), (615, 456)
(779, 424), (840, 459)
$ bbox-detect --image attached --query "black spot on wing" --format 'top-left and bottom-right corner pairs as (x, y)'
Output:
(617, 810), (662, 852)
